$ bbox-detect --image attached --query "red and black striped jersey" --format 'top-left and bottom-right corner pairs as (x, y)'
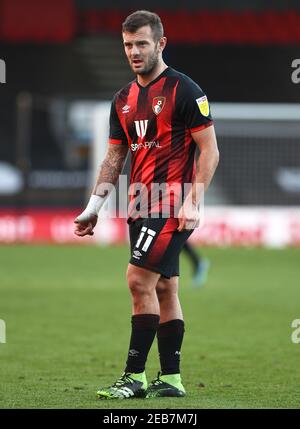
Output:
(109, 67), (213, 221)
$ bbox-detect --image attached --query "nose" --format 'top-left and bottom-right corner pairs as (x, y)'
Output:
(132, 44), (140, 56)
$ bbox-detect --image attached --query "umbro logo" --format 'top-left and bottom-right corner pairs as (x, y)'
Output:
(133, 250), (142, 257)
(122, 105), (130, 114)
(128, 349), (139, 357)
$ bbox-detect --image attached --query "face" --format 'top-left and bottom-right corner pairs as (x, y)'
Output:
(123, 25), (165, 76)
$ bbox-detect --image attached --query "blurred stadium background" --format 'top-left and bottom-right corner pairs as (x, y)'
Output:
(1, 0), (300, 409)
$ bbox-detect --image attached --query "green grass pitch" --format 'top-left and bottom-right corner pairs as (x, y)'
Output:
(0, 244), (300, 409)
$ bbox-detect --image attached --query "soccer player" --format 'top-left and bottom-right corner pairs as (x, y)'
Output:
(74, 10), (219, 399)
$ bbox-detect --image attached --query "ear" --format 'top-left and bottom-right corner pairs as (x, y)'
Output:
(158, 36), (167, 52)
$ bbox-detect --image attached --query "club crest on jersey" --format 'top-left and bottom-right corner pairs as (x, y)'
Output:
(196, 96), (210, 117)
(152, 96), (165, 115)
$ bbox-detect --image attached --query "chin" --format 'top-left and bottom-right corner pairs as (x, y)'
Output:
(131, 66), (144, 75)
(137, 67), (152, 76)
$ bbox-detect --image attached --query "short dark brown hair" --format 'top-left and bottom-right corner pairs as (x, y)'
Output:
(122, 10), (164, 42)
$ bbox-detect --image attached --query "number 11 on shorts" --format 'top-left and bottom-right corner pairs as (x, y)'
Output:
(135, 227), (157, 253)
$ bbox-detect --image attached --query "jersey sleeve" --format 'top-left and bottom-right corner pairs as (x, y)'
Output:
(176, 77), (213, 133)
(109, 97), (128, 145)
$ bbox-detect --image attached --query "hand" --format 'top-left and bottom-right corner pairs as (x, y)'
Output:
(74, 214), (98, 237)
(177, 200), (200, 232)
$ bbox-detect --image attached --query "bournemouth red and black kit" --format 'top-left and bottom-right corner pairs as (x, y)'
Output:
(109, 66), (213, 277)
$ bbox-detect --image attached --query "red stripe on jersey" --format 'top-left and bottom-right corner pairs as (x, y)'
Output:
(190, 121), (213, 133)
(109, 138), (123, 145)
(162, 81), (187, 212)
(146, 218), (178, 266)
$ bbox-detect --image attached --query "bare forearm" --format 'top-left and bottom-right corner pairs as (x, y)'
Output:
(74, 145), (128, 232)
(191, 148), (219, 204)
(92, 146), (128, 196)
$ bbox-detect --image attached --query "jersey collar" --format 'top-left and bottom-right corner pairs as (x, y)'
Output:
(136, 66), (170, 89)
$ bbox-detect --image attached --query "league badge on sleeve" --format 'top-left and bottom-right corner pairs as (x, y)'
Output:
(196, 96), (210, 117)
(152, 97), (166, 115)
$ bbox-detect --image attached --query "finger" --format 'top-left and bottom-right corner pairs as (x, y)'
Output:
(74, 223), (93, 236)
(74, 228), (89, 236)
(74, 230), (86, 237)
(177, 217), (185, 232)
(86, 225), (94, 236)
(74, 223), (85, 230)
(83, 222), (94, 235)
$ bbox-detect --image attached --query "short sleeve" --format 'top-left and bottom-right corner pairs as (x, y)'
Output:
(176, 77), (213, 133)
(109, 97), (128, 145)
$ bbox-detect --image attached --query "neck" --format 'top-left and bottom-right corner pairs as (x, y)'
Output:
(137, 61), (168, 87)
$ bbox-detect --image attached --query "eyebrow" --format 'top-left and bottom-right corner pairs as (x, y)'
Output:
(123, 40), (150, 45)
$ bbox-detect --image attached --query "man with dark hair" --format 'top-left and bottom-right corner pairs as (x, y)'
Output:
(74, 10), (219, 399)
(122, 9), (164, 42)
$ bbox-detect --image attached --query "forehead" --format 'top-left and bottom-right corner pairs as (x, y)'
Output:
(123, 25), (154, 43)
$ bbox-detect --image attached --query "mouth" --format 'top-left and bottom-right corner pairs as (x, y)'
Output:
(132, 59), (143, 67)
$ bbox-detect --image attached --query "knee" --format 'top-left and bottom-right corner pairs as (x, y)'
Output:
(156, 281), (168, 298)
(156, 278), (178, 302)
(126, 267), (149, 297)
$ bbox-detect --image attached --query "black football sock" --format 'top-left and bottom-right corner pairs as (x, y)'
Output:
(157, 319), (185, 375)
(125, 314), (160, 374)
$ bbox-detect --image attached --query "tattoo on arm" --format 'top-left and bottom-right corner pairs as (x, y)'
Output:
(93, 145), (128, 196)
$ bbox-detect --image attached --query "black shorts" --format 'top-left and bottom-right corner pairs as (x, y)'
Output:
(129, 217), (193, 279)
